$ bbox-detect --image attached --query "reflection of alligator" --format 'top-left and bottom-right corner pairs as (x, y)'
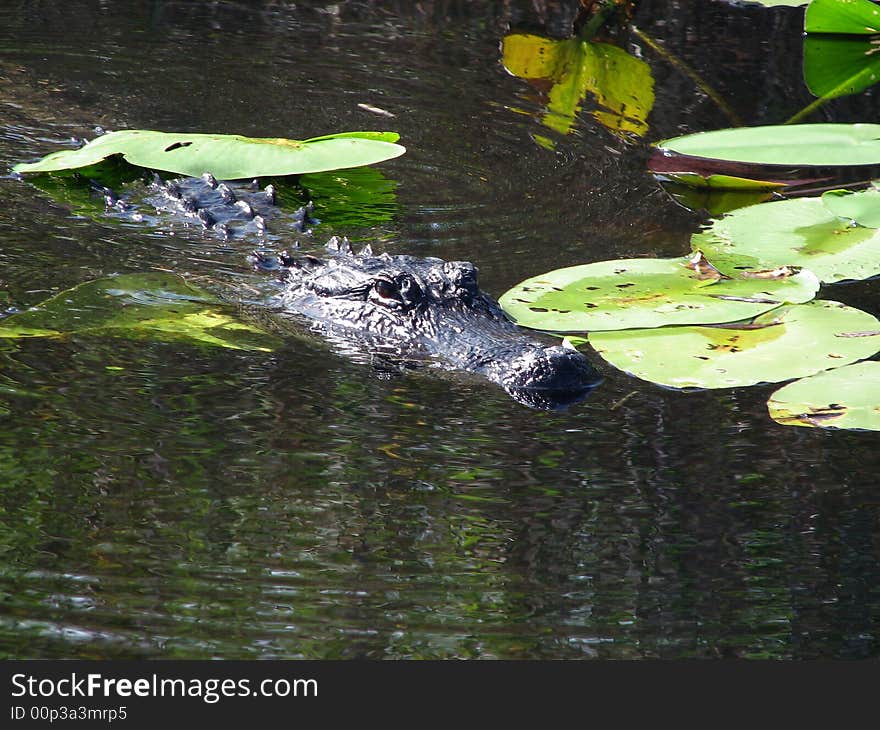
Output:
(67, 172), (602, 408)
(252, 240), (601, 409)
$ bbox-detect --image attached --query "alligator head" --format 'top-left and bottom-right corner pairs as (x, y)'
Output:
(253, 239), (601, 409)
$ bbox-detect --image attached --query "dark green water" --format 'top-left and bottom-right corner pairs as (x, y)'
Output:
(0, 0), (878, 659)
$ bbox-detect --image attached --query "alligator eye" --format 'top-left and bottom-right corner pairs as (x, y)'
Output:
(373, 279), (401, 303)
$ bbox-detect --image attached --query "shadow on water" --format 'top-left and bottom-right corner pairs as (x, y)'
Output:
(0, 0), (879, 659)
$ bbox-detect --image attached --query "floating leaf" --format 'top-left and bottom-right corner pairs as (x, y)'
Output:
(647, 147), (828, 192)
(0, 273), (279, 352)
(13, 129), (406, 179)
(737, 0), (808, 5)
(768, 361), (880, 430)
(821, 186), (880, 228)
(501, 34), (654, 140)
(656, 124), (880, 166)
(803, 36), (880, 101)
(589, 301), (880, 389)
(805, 0), (880, 34)
(692, 196), (880, 283)
(499, 255), (819, 333)
(656, 172), (788, 191)
(661, 182), (777, 216)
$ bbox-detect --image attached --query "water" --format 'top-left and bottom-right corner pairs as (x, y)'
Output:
(0, 0), (878, 659)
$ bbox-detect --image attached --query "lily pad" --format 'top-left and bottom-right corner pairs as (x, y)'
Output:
(12, 129), (406, 179)
(0, 272), (279, 351)
(805, 0), (880, 34)
(821, 186), (880, 228)
(656, 172), (788, 191)
(499, 255), (819, 333)
(656, 124), (880, 166)
(692, 196), (880, 283)
(741, 0), (808, 5)
(589, 301), (880, 389)
(768, 361), (880, 430)
(803, 36), (880, 101)
(661, 182), (777, 216)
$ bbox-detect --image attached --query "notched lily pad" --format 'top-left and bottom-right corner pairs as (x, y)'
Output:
(589, 300), (880, 389)
(0, 272), (279, 352)
(499, 255), (819, 333)
(768, 361), (880, 430)
(692, 195), (880, 283)
(12, 129), (406, 179)
(821, 186), (880, 228)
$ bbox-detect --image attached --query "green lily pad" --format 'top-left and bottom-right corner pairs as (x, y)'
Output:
(821, 186), (880, 228)
(12, 129), (405, 179)
(658, 172), (788, 191)
(589, 301), (880, 389)
(768, 361), (880, 430)
(499, 256), (819, 333)
(692, 196), (880, 283)
(661, 182), (777, 216)
(803, 36), (880, 101)
(0, 272), (279, 352)
(805, 0), (880, 34)
(657, 124), (880, 166)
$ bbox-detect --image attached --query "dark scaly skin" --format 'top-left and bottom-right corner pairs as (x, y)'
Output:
(91, 172), (601, 408)
(252, 239), (601, 409)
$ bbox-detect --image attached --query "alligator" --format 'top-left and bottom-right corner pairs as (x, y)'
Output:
(31, 171), (603, 409)
(250, 239), (601, 409)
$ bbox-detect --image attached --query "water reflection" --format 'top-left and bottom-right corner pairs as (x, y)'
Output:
(501, 33), (654, 147)
(0, 0), (878, 660)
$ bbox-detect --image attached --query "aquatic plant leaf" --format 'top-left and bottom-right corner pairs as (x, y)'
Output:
(821, 186), (880, 228)
(657, 124), (880, 166)
(738, 0), (807, 5)
(768, 361), (880, 430)
(13, 129), (406, 179)
(657, 172), (788, 191)
(803, 36), (880, 100)
(805, 0), (880, 34)
(662, 182), (777, 216)
(499, 256), (819, 333)
(0, 273), (279, 351)
(501, 34), (654, 139)
(692, 196), (880, 283)
(590, 301), (880, 389)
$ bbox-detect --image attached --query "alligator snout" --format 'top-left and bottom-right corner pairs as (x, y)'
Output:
(507, 345), (600, 391)
(482, 344), (602, 409)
